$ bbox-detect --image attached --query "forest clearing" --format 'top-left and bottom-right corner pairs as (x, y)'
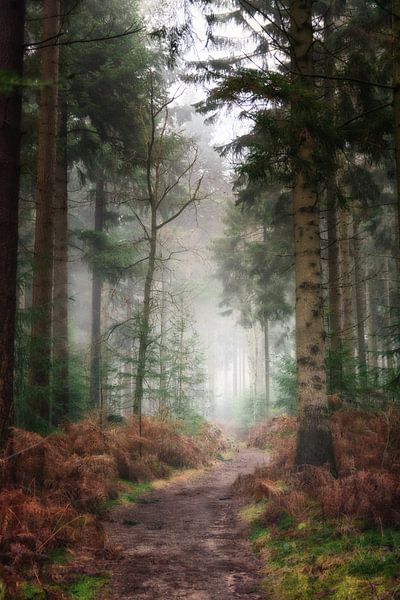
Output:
(2, 0), (400, 598)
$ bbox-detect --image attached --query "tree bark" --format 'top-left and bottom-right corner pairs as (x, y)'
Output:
(89, 175), (105, 408)
(392, 0), (400, 298)
(366, 279), (378, 373)
(384, 256), (393, 369)
(264, 321), (270, 417)
(53, 95), (69, 422)
(338, 209), (353, 348)
(326, 182), (342, 356)
(0, 0), (26, 452)
(134, 206), (157, 418)
(29, 0), (60, 423)
(290, 0), (335, 468)
(352, 215), (367, 371)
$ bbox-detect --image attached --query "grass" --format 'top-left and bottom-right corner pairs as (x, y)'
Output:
(67, 576), (108, 600)
(241, 503), (400, 599)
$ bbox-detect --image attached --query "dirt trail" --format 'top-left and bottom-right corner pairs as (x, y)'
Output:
(102, 448), (267, 599)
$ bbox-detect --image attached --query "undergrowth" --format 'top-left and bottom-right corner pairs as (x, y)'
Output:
(0, 414), (226, 597)
(240, 409), (400, 599)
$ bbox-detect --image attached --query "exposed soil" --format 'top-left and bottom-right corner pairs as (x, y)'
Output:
(102, 448), (267, 599)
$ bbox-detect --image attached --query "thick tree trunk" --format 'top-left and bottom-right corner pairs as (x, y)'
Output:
(0, 0), (26, 452)
(290, 0), (335, 468)
(352, 216), (367, 371)
(53, 96), (69, 422)
(29, 0), (60, 423)
(392, 0), (400, 298)
(89, 176), (105, 408)
(264, 321), (270, 417)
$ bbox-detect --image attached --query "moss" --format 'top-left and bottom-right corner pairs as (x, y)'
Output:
(104, 479), (153, 509)
(19, 583), (46, 600)
(239, 501), (267, 523)
(67, 576), (108, 600)
(245, 504), (400, 600)
(49, 545), (71, 565)
(348, 551), (400, 577)
(0, 582), (5, 600)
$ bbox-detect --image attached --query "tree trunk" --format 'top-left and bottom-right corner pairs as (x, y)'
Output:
(29, 0), (60, 424)
(384, 256), (393, 369)
(232, 340), (238, 399)
(264, 321), (270, 417)
(53, 95), (69, 422)
(338, 209), (353, 348)
(290, 0), (335, 468)
(392, 0), (400, 298)
(0, 0), (26, 452)
(134, 206), (157, 419)
(352, 215), (367, 372)
(327, 182), (342, 355)
(89, 175), (105, 408)
(158, 260), (168, 415)
(366, 279), (378, 374)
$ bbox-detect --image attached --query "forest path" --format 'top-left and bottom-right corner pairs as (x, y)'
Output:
(101, 448), (267, 599)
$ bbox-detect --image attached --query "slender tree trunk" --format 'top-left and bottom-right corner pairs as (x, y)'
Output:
(366, 279), (378, 373)
(232, 340), (238, 399)
(89, 175), (105, 408)
(0, 0), (26, 452)
(352, 215), (367, 371)
(53, 95), (69, 422)
(158, 259), (168, 415)
(264, 321), (270, 417)
(338, 209), (353, 348)
(327, 183), (342, 355)
(384, 256), (393, 369)
(290, 0), (335, 468)
(134, 206), (157, 418)
(29, 0), (60, 423)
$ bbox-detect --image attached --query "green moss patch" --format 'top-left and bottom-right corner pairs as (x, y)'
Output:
(67, 575), (108, 600)
(244, 505), (400, 599)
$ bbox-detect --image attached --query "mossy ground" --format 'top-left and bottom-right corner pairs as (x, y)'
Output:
(242, 502), (400, 599)
(15, 575), (107, 600)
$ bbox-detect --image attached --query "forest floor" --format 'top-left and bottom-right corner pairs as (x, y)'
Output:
(99, 447), (267, 599)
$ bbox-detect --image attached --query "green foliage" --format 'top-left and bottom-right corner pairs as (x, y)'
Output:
(244, 506), (400, 600)
(67, 576), (108, 600)
(19, 583), (46, 600)
(273, 356), (297, 415)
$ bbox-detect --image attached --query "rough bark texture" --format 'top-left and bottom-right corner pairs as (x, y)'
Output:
(29, 0), (60, 422)
(0, 0), (26, 451)
(352, 216), (367, 369)
(89, 176), (105, 408)
(290, 0), (335, 467)
(53, 96), (69, 421)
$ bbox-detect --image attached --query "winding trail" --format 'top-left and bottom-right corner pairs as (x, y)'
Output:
(102, 448), (267, 599)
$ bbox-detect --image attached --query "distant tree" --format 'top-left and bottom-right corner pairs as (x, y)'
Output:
(133, 88), (204, 421)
